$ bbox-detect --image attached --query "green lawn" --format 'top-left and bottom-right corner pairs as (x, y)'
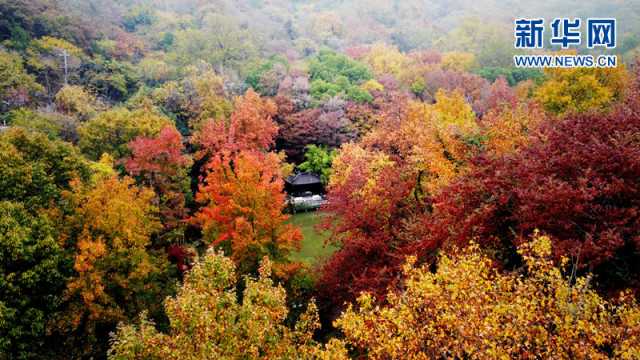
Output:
(288, 211), (337, 265)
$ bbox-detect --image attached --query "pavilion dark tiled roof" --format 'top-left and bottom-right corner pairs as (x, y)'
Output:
(285, 172), (322, 186)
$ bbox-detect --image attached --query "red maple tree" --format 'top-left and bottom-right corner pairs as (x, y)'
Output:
(125, 126), (192, 235)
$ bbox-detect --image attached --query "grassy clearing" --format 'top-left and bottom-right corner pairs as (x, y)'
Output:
(288, 211), (337, 265)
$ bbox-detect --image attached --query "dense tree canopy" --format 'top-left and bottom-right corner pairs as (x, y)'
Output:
(0, 127), (91, 210)
(54, 175), (173, 358)
(0, 201), (67, 359)
(108, 252), (348, 360)
(2, 1), (640, 358)
(194, 150), (302, 277)
(0, 48), (43, 114)
(337, 235), (640, 359)
(535, 66), (629, 116)
(420, 97), (640, 290)
(308, 50), (373, 103)
(193, 89), (278, 158)
(124, 126), (192, 238)
(298, 144), (336, 185)
(78, 107), (171, 160)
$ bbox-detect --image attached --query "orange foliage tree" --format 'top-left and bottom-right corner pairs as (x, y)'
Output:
(192, 89), (300, 277)
(193, 150), (301, 277)
(481, 100), (547, 156)
(193, 89), (278, 158)
(54, 176), (172, 358)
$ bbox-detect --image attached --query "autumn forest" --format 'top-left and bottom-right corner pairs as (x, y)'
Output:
(1, 0), (640, 359)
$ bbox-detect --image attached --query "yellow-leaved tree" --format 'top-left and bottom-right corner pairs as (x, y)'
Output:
(54, 84), (98, 120)
(336, 234), (640, 359)
(441, 51), (478, 72)
(108, 252), (348, 359)
(361, 43), (409, 78)
(535, 66), (628, 116)
(399, 89), (480, 194)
